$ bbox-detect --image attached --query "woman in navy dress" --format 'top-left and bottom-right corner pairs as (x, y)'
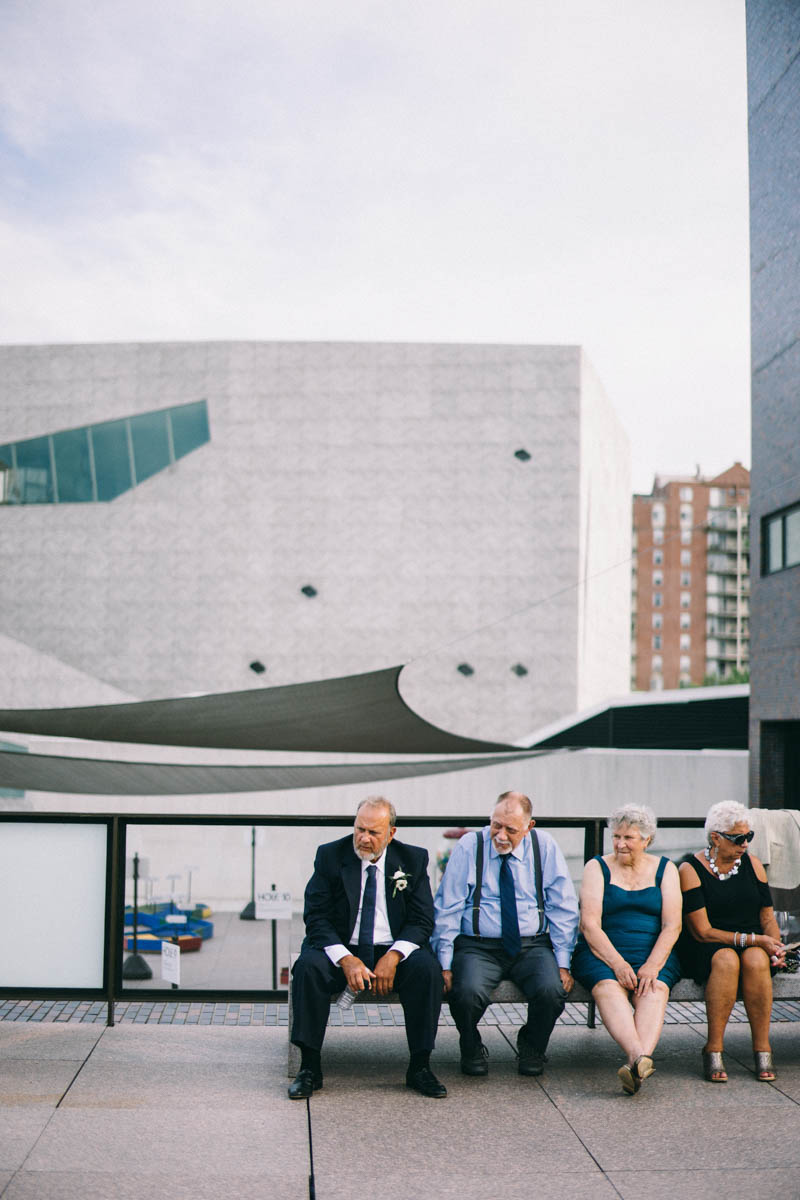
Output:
(572, 804), (681, 1094)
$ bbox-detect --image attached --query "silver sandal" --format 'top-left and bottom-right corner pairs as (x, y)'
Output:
(702, 1050), (727, 1082)
(754, 1051), (776, 1081)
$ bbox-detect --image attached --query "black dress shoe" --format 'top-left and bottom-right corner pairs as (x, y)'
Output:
(517, 1034), (546, 1077)
(288, 1068), (323, 1100)
(460, 1042), (489, 1076)
(406, 1066), (447, 1098)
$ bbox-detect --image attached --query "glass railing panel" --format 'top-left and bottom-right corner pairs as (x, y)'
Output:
(0, 821), (107, 987)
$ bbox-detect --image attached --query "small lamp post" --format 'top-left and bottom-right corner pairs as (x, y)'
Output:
(240, 826), (257, 919)
(122, 852), (153, 981)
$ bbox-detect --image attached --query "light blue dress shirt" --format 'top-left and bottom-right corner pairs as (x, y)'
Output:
(432, 827), (579, 970)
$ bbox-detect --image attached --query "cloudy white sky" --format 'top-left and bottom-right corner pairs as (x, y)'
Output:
(0, 0), (750, 493)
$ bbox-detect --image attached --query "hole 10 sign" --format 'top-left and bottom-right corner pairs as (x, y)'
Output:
(255, 890), (292, 920)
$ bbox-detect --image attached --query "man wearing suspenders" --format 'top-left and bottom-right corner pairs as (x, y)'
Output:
(433, 791), (579, 1077)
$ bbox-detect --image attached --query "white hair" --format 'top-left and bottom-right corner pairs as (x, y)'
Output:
(356, 795), (397, 826)
(607, 804), (657, 843)
(704, 801), (750, 840)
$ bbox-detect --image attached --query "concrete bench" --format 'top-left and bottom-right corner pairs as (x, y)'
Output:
(287, 972), (800, 1075)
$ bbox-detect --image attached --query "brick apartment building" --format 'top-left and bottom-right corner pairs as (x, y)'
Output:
(632, 463), (750, 691)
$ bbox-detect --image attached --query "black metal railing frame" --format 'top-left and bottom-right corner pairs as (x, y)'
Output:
(0, 811), (706, 1024)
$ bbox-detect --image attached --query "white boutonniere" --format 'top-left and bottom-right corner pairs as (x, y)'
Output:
(391, 869), (411, 898)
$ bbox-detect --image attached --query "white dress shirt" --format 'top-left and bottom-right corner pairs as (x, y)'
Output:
(325, 847), (418, 965)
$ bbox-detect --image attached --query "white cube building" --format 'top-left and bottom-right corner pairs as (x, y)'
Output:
(0, 341), (630, 744)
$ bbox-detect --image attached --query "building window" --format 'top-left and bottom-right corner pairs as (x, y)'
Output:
(653, 593), (663, 608)
(653, 529), (664, 545)
(680, 654), (691, 671)
(652, 504), (665, 526)
(652, 614), (663, 629)
(680, 612), (691, 629)
(680, 486), (694, 501)
(763, 502), (800, 575)
(0, 399), (210, 505)
(653, 635), (662, 650)
(681, 572), (691, 587)
(653, 549), (663, 565)
(681, 529), (692, 545)
(680, 505), (693, 526)
(653, 571), (663, 587)
(680, 549), (691, 566)
(652, 655), (663, 671)
(680, 592), (690, 608)
(680, 633), (691, 650)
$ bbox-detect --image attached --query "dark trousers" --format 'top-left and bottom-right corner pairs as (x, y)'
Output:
(291, 944), (443, 1054)
(448, 934), (566, 1054)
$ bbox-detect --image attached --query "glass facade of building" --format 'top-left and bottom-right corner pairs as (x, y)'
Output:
(0, 400), (209, 504)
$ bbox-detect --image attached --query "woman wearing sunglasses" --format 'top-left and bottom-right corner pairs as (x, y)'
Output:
(679, 801), (785, 1082)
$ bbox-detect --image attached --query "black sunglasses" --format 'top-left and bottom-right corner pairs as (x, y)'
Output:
(716, 830), (754, 846)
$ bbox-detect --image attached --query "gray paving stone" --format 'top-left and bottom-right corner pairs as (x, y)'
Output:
(24, 1107), (308, 1175)
(0, 1061), (79, 1107)
(0, 1027), (101, 1060)
(0, 1110), (54, 1172)
(573, 1107), (800, 1172)
(608, 1168), (800, 1200)
(3, 1170), (309, 1200)
(61, 1059), (284, 1110)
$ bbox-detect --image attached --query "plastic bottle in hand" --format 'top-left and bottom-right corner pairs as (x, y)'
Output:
(337, 978), (370, 1008)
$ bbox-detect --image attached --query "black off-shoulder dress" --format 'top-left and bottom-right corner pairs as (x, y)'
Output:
(679, 852), (774, 984)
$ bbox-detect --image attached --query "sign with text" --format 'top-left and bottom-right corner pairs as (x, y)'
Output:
(161, 939), (180, 985)
(255, 889), (292, 920)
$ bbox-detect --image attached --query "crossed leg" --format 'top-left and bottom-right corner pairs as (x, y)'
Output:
(592, 978), (669, 1066)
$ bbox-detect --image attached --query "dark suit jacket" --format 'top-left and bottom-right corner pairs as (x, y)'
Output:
(302, 835), (435, 953)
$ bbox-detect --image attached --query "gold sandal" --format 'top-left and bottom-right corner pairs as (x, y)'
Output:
(754, 1051), (776, 1081)
(702, 1050), (727, 1082)
(618, 1054), (655, 1094)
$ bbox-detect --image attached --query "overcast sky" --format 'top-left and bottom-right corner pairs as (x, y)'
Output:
(0, 0), (750, 493)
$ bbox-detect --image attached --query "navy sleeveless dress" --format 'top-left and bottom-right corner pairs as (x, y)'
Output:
(572, 855), (681, 989)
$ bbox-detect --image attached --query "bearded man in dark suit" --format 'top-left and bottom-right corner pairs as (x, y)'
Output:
(289, 795), (446, 1099)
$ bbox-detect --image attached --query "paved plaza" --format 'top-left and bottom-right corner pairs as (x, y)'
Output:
(2, 1000), (800, 1199)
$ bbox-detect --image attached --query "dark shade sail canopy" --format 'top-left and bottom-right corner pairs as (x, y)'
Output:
(525, 686), (749, 751)
(0, 748), (541, 796)
(0, 666), (515, 755)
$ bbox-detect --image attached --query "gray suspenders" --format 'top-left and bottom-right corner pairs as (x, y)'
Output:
(471, 828), (546, 936)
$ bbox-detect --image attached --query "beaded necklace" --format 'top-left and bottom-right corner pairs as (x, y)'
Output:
(705, 846), (741, 881)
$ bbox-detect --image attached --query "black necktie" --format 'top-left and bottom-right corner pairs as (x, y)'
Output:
(499, 854), (522, 958)
(357, 864), (378, 968)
